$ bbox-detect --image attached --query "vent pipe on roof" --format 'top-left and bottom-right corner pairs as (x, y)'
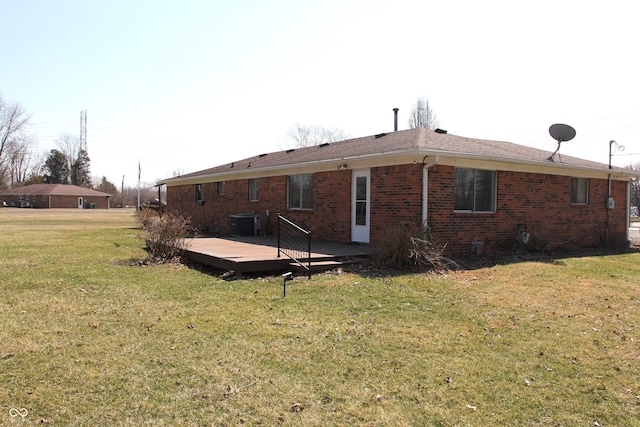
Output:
(393, 108), (399, 132)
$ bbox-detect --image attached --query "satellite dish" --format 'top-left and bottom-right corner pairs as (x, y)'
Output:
(549, 123), (576, 143)
(547, 123), (576, 161)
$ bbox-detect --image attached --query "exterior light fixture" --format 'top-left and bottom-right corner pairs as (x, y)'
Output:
(609, 140), (624, 169)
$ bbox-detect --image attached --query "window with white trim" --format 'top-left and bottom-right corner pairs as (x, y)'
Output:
(249, 179), (258, 201)
(571, 178), (588, 204)
(287, 174), (313, 209)
(454, 168), (496, 212)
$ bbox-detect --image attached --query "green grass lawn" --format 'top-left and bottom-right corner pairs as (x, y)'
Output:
(1, 208), (639, 426)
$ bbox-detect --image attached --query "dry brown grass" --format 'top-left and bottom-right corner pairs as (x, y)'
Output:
(0, 208), (638, 425)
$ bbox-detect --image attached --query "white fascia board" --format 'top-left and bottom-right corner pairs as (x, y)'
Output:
(161, 151), (428, 186)
(437, 154), (637, 181)
(160, 148), (639, 186)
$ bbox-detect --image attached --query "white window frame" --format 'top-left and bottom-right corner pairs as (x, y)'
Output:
(249, 178), (258, 201)
(571, 178), (588, 204)
(287, 174), (313, 210)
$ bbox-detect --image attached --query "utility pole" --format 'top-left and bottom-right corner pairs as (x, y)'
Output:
(80, 110), (87, 151)
(121, 175), (124, 208)
(137, 160), (141, 211)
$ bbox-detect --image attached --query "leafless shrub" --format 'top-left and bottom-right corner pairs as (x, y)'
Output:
(375, 225), (457, 271)
(135, 208), (159, 229)
(137, 211), (191, 263)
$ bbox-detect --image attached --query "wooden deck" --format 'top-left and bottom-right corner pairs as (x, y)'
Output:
(184, 236), (375, 275)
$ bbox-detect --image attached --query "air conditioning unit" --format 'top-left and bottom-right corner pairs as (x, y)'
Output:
(230, 214), (261, 236)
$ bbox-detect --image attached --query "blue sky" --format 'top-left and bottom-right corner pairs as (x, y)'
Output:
(2, 0), (639, 187)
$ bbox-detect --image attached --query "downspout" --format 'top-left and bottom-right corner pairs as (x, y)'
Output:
(606, 172), (611, 245)
(627, 180), (631, 243)
(608, 174), (634, 245)
(422, 155), (440, 229)
(157, 185), (162, 214)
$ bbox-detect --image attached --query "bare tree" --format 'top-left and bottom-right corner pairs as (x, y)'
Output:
(121, 184), (157, 208)
(4, 134), (40, 187)
(55, 133), (91, 187)
(170, 168), (184, 178)
(0, 95), (31, 186)
(408, 97), (439, 130)
(55, 133), (80, 174)
(282, 123), (348, 148)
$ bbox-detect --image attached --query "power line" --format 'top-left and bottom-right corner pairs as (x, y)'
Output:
(90, 122), (177, 144)
(495, 111), (640, 142)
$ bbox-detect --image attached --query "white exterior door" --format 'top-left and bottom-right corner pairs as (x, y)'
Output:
(78, 197), (83, 209)
(351, 169), (370, 243)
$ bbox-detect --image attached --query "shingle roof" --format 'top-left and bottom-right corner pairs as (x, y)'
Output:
(0, 184), (112, 197)
(165, 127), (633, 183)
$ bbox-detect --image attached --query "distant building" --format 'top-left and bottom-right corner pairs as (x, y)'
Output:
(0, 184), (111, 209)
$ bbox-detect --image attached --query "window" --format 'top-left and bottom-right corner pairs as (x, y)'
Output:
(355, 176), (367, 225)
(571, 178), (588, 204)
(249, 179), (258, 201)
(195, 184), (204, 203)
(287, 174), (313, 209)
(454, 168), (496, 212)
(217, 181), (225, 195)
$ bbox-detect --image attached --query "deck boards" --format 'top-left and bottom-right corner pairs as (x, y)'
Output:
(184, 236), (375, 275)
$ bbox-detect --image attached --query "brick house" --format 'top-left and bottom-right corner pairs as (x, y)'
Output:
(0, 184), (111, 209)
(159, 128), (637, 254)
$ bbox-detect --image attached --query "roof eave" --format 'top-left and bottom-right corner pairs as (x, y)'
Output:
(159, 149), (424, 186)
(159, 147), (639, 186)
(433, 149), (639, 180)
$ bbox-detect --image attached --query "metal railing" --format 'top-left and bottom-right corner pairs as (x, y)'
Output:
(277, 214), (311, 278)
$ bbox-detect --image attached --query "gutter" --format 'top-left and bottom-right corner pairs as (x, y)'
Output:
(159, 147), (640, 186)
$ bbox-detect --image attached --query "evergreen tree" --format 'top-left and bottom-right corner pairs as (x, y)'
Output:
(71, 149), (91, 187)
(44, 149), (70, 184)
(95, 176), (117, 195)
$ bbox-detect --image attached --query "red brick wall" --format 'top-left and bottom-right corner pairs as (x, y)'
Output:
(167, 177), (286, 235)
(285, 170), (352, 241)
(166, 164), (630, 253)
(166, 171), (353, 239)
(369, 164), (424, 241)
(426, 165), (629, 253)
